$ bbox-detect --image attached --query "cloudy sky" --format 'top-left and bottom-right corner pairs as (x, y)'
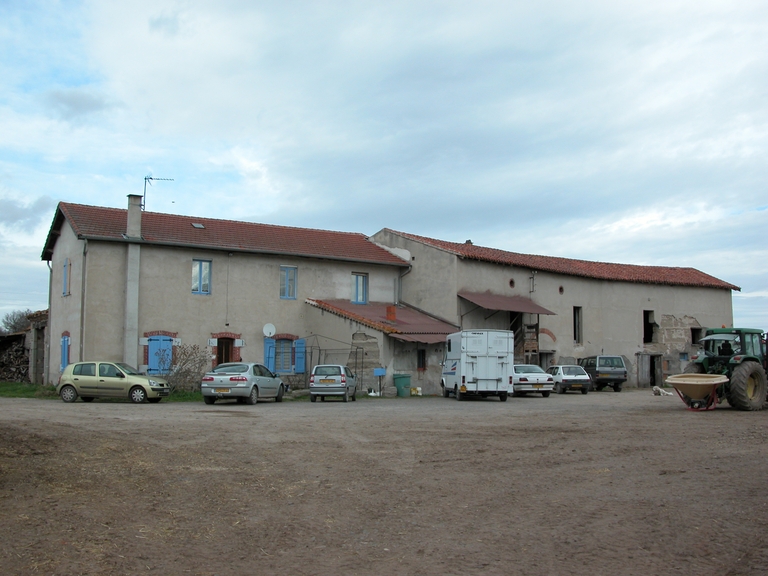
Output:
(1, 0), (767, 330)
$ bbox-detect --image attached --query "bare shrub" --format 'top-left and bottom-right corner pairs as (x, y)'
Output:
(156, 344), (211, 392)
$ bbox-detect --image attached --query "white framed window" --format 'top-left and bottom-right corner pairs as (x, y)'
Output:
(280, 266), (297, 299)
(192, 260), (211, 294)
(352, 273), (368, 304)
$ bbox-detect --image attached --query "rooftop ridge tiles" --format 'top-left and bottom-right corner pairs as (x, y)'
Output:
(382, 228), (738, 290)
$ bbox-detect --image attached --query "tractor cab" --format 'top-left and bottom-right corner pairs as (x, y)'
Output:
(698, 333), (742, 359)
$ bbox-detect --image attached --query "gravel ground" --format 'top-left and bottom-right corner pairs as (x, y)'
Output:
(2, 389), (768, 575)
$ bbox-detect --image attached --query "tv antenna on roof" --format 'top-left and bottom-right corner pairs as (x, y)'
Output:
(142, 175), (174, 211)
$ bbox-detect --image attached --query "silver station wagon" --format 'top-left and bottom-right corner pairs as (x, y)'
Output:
(201, 362), (285, 405)
(309, 364), (357, 402)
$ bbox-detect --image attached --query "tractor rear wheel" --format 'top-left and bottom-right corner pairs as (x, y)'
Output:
(726, 361), (767, 411)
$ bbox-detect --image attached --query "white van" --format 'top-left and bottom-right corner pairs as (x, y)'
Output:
(441, 330), (514, 401)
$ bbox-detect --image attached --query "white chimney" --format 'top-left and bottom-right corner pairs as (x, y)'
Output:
(126, 194), (142, 238)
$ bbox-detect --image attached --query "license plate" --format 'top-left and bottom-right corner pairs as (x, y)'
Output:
(572, 384), (582, 388)
(320, 379), (335, 383)
(215, 388), (230, 393)
(599, 373), (610, 378)
(533, 384), (542, 388)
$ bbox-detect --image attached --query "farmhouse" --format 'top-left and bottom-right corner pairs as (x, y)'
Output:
(41, 196), (737, 393)
(40, 196), (455, 392)
(371, 229), (738, 388)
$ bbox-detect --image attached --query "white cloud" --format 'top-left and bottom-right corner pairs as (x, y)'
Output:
(1, 0), (768, 328)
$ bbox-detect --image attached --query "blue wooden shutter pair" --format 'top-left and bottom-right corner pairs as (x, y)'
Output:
(264, 338), (305, 373)
(147, 336), (173, 374)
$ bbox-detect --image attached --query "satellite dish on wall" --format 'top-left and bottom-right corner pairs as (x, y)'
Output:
(263, 323), (276, 337)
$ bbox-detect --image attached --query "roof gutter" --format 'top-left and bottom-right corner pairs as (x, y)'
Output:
(71, 235), (411, 267)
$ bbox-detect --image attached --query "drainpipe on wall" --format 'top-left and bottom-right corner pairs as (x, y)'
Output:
(396, 265), (412, 305)
(123, 195), (142, 367)
(79, 239), (88, 362)
(44, 261), (52, 385)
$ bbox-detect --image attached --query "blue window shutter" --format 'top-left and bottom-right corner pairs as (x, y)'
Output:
(294, 339), (305, 373)
(264, 338), (276, 372)
(148, 336), (173, 374)
(60, 336), (70, 371)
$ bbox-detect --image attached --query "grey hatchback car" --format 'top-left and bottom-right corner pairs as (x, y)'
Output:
(201, 362), (285, 405)
(309, 364), (357, 402)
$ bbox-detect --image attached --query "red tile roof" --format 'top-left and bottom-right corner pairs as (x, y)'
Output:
(42, 202), (409, 266)
(384, 229), (739, 291)
(306, 299), (457, 342)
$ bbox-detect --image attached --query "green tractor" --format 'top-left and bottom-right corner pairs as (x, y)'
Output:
(685, 328), (768, 411)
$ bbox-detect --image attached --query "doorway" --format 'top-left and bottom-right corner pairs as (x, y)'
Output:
(217, 338), (234, 365)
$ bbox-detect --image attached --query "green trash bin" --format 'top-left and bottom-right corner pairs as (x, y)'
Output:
(393, 374), (411, 397)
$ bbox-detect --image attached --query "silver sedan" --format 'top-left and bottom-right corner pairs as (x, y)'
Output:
(201, 362), (285, 405)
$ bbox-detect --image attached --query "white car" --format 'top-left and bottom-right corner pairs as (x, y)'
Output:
(547, 365), (592, 394)
(512, 364), (554, 397)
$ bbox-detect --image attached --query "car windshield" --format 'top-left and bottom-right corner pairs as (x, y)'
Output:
(211, 364), (249, 374)
(515, 365), (544, 374)
(116, 363), (141, 375)
(563, 366), (587, 376)
(314, 366), (342, 376)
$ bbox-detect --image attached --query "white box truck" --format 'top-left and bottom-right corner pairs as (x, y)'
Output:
(440, 330), (514, 401)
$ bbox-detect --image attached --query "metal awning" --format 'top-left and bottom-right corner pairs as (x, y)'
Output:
(389, 333), (450, 344)
(458, 291), (555, 315)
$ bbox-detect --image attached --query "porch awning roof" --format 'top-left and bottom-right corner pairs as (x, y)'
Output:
(458, 291), (555, 315)
(388, 333), (450, 344)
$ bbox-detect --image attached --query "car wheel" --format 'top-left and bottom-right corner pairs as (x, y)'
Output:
(148, 398), (162, 403)
(581, 387), (589, 395)
(613, 384), (622, 392)
(321, 396), (325, 402)
(246, 386), (259, 405)
(203, 396), (216, 405)
(310, 394), (317, 403)
(80, 396), (94, 403)
(60, 385), (78, 403)
(442, 386), (449, 398)
(499, 392), (508, 402)
(275, 385), (284, 403)
(343, 389), (349, 403)
(555, 384), (565, 394)
(351, 389), (356, 401)
(129, 386), (147, 403)
(542, 391), (551, 398)
(455, 386), (463, 401)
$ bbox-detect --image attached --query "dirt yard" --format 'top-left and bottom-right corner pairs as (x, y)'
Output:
(2, 390), (768, 575)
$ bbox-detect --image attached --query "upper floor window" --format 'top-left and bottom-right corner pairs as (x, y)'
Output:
(352, 273), (368, 304)
(280, 266), (297, 299)
(62, 258), (71, 296)
(573, 306), (583, 344)
(192, 260), (211, 294)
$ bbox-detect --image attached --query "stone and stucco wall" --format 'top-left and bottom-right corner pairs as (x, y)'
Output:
(370, 233), (735, 389)
(47, 222), (403, 382)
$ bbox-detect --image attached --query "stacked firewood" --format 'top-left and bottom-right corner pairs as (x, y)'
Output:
(0, 339), (29, 382)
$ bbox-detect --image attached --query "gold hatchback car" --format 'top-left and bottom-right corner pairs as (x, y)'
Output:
(57, 361), (170, 403)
